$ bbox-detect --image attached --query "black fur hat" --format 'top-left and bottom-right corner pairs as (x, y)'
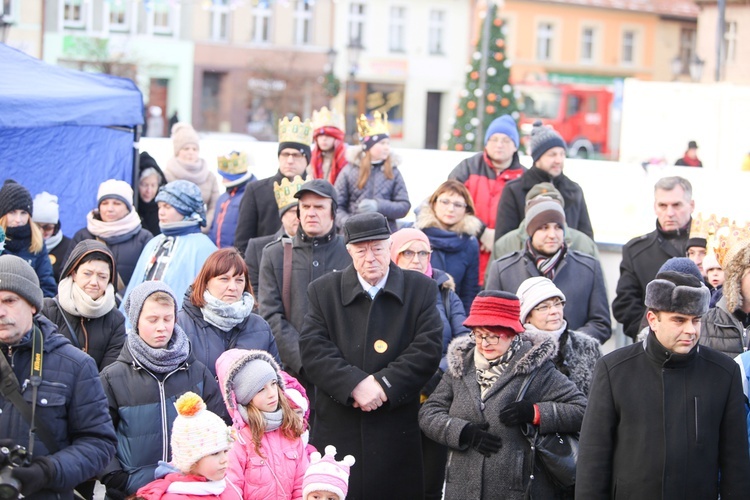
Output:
(644, 271), (709, 316)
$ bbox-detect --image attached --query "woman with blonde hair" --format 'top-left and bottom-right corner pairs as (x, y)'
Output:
(0, 179), (56, 296)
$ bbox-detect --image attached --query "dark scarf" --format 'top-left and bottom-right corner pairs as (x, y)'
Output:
(656, 219), (691, 253)
(160, 221), (202, 237)
(4, 224), (32, 253)
(311, 127), (347, 184)
(127, 324), (190, 374)
(138, 198), (161, 236)
(525, 239), (567, 280)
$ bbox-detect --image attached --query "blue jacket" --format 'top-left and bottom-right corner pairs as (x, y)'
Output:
(177, 289), (279, 377)
(6, 243), (57, 298)
(209, 178), (256, 249)
(99, 338), (226, 495)
(0, 315), (117, 499)
(423, 228), (480, 314)
(433, 268), (470, 373)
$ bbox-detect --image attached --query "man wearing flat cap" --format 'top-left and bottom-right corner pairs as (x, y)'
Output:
(300, 212), (443, 499)
(576, 271), (750, 498)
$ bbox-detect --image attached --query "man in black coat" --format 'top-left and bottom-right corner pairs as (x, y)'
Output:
(495, 121), (593, 241)
(577, 270), (750, 498)
(300, 213), (443, 500)
(612, 176), (694, 340)
(234, 116), (311, 254)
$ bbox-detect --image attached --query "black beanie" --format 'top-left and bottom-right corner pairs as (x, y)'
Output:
(278, 142), (312, 164)
(0, 179), (33, 219)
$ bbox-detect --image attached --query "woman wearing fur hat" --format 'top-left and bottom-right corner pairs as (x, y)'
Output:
(700, 241), (750, 358)
(33, 191), (73, 283)
(0, 178), (57, 297)
(41, 240), (126, 371)
(138, 151), (168, 236)
(419, 290), (586, 499)
(215, 348), (310, 499)
(334, 112), (410, 234)
(416, 180), (482, 312)
(177, 248), (278, 378)
(122, 180), (218, 310)
(516, 277), (601, 395)
(99, 281), (226, 499)
(69, 179), (154, 294)
(165, 122), (220, 233)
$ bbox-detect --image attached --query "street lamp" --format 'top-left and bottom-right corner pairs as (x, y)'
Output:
(0, 14), (11, 44)
(670, 56), (684, 81)
(689, 55), (705, 82)
(322, 47), (340, 99)
(346, 38), (363, 143)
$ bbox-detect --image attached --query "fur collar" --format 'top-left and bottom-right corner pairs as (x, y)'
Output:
(345, 144), (402, 168)
(723, 240), (750, 313)
(415, 202), (483, 236)
(445, 333), (557, 379)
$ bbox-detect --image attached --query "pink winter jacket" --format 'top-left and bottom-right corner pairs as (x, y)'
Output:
(135, 473), (242, 500)
(215, 349), (309, 500)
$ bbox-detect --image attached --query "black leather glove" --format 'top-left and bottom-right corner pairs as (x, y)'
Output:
(499, 400), (536, 426)
(11, 456), (54, 497)
(459, 422), (502, 457)
(102, 470), (129, 500)
(0, 439), (17, 449)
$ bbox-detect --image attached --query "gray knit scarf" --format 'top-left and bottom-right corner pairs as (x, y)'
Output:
(474, 335), (522, 400)
(127, 323), (190, 374)
(263, 408), (283, 432)
(201, 291), (255, 332)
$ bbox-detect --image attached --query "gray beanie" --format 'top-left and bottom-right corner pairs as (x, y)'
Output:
(530, 121), (567, 163)
(234, 359), (279, 406)
(0, 254), (44, 311)
(124, 281), (178, 336)
(645, 271), (709, 317)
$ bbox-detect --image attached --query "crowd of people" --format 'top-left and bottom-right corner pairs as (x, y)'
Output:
(1, 105), (750, 500)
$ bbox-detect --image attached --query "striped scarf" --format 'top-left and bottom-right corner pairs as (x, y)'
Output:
(525, 239), (567, 280)
(474, 335), (522, 400)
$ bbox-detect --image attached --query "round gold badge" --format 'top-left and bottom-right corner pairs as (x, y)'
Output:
(374, 340), (388, 353)
(49, 255), (56, 265)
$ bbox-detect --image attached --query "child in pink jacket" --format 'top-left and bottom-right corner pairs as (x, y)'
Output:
(215, 349), (309, 499)
(135, 392), (242, 499)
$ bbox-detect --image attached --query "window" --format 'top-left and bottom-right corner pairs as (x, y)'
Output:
(389, 6), (406, 53)
(1, 0), (15, 21)
(63, 0), (85, 28)
(622, 30), (635, 64)
(723, 21), (737, 63)
(581, 27), (595, 63)
(151, 2), (173, 34)
(109, 1), (129, 31)
(211, 0), (230, 41)
(677, 27), (696, 74)
(536, 22), (554, 61)
(252, 3), (271, 43)
(428, 9), (445, 55)
(349, 2), (366, 46)
(293, 0), (312, 45)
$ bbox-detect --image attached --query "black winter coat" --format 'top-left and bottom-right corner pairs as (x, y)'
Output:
(300, 263), (443, 500)
(244, 232), (280, 296)
(177, 291), (279, 377)
(612, 223), (689, 340)
(69, 227), (154, 289)
(495, 166), (594, 240)
(48, 235), (73, 283)
(577, 332), (750, 498)
(0, 315), (117, 500)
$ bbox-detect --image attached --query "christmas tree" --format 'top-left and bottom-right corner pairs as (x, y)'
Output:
(446, 4), (520, 152)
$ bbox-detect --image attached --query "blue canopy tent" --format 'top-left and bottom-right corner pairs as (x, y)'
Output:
(0, 44), (144, 236)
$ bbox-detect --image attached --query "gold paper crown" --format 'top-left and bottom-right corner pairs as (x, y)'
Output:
(217, 151), (248, 175)
(273, 175), (305, 211)
(707, 218), (750, 268)
(357, 111), (389, 139)
(278, 116), (313, 146)
(311, 106), (345, 131)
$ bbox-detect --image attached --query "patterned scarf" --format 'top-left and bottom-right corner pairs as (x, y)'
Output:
(525, 239), (567, 280)
(310, 127), (347, 184)
(127, 323), (190, 374)
(201, 290), (255, 332)
(474, 335), (522, 400)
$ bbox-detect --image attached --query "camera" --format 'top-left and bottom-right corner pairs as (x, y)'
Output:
(0, 444), (30, 500)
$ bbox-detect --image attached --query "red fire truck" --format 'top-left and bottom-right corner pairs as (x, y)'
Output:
(515, 82), (616, 159)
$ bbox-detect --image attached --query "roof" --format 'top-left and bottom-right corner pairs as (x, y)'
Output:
(525, 0), (699, 18)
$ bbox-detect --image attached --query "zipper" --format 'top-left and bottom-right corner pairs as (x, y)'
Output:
(140, 363), (183, 461)
(694, 397), (699, 443)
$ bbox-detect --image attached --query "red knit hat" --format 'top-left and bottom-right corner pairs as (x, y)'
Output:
(464, 290), (525, 334)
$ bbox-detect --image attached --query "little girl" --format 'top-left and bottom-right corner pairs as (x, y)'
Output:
(302, 446), (355, 500)
(134, 392), (241, 499)
(216, 349), (309, 499)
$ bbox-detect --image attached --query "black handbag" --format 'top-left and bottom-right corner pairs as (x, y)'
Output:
(516, 370), (579, 491)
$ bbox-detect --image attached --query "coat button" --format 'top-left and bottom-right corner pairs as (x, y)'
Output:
(41, 398), (48, 405)
(313, 261), (319, 267)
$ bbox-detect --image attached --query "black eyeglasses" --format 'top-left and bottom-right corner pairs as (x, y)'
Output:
(470, 332), (503, 345)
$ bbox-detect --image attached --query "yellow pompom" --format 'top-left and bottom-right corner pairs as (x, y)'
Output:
(175, 392), (206, 417)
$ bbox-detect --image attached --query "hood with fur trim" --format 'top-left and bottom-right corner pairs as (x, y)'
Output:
(723, 240), (750, 313)
(445, 332), (557, 379)
(345, 144), (402, 168)
(215, 348), (284, 430)
(416, 201), (483, 237)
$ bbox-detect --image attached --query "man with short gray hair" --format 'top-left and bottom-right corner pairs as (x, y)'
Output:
(613, 176), (695, 340)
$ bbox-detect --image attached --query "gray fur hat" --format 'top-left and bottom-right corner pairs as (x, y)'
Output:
(123, 281), (178, 336)
(644, 271), (709, 316)
(0, 254), (44, 311)
(722, 240), (750, 313)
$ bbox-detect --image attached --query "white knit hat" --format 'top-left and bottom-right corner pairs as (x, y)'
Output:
(170, 392), (233, 474)
(516, 276), (566, 323)
(97, 179), (134, 211)
(302, 445), (355, 500)
(32, 192), (60, 224)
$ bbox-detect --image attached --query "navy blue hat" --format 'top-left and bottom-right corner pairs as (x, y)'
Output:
(658, 257), (703, 283)
(530, 121), (567, 163)
(484, 115), (519, 148)
(344, 213), (391, 245)
(155, 180), (207, 227)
